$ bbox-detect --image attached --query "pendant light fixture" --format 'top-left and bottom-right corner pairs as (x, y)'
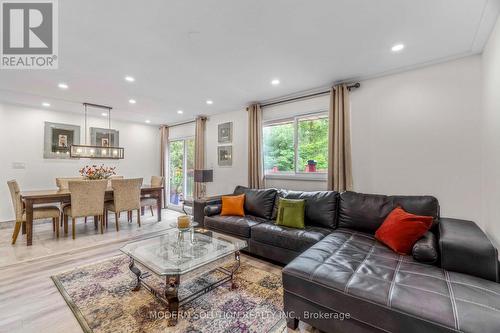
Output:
(70, 102), (125, 159)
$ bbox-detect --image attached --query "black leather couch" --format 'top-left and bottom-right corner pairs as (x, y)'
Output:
(197, 186), (500, 333)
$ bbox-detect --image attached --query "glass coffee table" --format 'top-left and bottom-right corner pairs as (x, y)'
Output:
(120, 228), (247, 325)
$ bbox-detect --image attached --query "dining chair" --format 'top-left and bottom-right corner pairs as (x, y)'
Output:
(107, 175), (124, 187)
(56, 176), (85, 226)
(140, 176), (164, 216)
(7, 180), (61, 244)
(63, 180), (108, 239)
(55, 177), (84, 190)
(105, 175), (124, 222)
(105, 178), (143, 231)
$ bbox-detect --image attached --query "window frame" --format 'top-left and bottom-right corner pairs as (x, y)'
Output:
(263, 110), (328, 181)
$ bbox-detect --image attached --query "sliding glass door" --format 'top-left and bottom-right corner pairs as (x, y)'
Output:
(168, 138), (194, 207)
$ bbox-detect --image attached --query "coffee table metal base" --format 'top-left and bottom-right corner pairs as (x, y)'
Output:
(128, 251), (241, 326)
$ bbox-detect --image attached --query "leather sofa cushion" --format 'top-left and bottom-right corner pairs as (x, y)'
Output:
(204, 214), (267, 238)
(233, 186), (277, 220)
(338, 192), (393, 233)
(391, 195), (440, 219)
(271, 189), (288, 220)
(283, 229), (500, 333)
(276, 190), (338, 229)
(339, 191), (439, 233)
(251, 221), (330, 252)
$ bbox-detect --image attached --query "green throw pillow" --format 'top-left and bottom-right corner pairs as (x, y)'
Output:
(276, 198), (305, 229)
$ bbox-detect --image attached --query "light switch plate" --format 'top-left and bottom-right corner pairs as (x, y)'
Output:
(12, 162), (26, 169)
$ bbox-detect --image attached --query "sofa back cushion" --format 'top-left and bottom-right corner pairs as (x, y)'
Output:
(339, 192), (393, 233)
(233, 185), (277, 220)
(339, 191), (439, 233)
(391, 195), (440, 219)
(281, 190), (339, 229)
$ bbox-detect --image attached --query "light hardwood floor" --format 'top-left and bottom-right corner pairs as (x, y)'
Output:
(0, 209), (316, 333)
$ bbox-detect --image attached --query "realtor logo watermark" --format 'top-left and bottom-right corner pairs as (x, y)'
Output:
(1, 0), (58, 69)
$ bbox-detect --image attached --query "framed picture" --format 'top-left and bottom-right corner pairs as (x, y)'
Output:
(44, 122), (80, 159)
(218, 145), (232, 167)
(218, 122), (232, 143)
(90, 127), (119, 147)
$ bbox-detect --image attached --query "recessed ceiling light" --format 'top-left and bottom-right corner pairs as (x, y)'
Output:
(271, 79), (280, 85)
(129, 99), (136, 104)
(58, 83), (68, 89)
(102, 112), (108, 117)
(206, 100), (213, 105)
(177, 110), (183, 114)
(391, 44), (405, 52)
(145, 120), (151, 124)
(125, 76), (135, 82)
(42, 102), (50, 107)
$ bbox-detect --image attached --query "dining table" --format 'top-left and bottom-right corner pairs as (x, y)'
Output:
(20, 185), (164, 246)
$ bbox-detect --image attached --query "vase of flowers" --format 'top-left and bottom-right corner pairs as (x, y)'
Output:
(79, 165), (116, 180)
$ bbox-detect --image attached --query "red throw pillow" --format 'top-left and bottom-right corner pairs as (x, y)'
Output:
(375, 207), (433, 255)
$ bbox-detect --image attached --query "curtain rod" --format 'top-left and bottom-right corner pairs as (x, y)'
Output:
(261, 82), (360, 108)
(83, 102), (113, 110)
(161, 115), (207, 128)
(162, 119), (195, 128)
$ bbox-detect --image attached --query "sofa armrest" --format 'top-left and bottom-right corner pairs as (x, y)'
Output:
(439, 218), (499, 282)
(204, 204), (222, 216)
(192, 195), (226, 225)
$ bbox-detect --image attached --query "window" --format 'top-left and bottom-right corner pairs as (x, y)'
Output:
(168, 138), (194, 206)
(263, 112), (328, 177)
(263, 120), (294, 174)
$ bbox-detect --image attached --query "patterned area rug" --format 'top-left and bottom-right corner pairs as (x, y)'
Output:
(52, 255), (287, 333)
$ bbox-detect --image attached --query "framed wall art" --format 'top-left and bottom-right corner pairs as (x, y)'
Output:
(43, 122), (81, 159)
(217, 145), (232, 167)
(90, 127), (119, 147)
(218, 122), (232, 143)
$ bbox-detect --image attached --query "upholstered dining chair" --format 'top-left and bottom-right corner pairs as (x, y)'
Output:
(105, 178), (143, 231)
(56, 177), (85, 226)
(63, 180), (108, 239)
(107, 175), (124, 187)
(140, 176), (164, 216)
(7, 180), (61, 244)
(55, 177), (84, 190)
(105, 175), (124, 222)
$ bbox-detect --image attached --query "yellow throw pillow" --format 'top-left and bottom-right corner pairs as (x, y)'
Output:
(220, 194), (245, 216)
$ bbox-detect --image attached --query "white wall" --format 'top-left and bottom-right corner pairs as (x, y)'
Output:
(481, 15), (500, 248)
(205, 109), (248, 196)
(0, 103), (160, 222)
(351, 55), (483, 223)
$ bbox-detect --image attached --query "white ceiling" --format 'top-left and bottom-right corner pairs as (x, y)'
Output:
(0, 0), (499, 125)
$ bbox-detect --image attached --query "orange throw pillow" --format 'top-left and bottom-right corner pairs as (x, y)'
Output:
(375, 207), (433, 255)
(220, 194), (245, 216)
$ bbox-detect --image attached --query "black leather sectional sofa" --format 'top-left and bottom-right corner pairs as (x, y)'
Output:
(195, 186), (500, 333)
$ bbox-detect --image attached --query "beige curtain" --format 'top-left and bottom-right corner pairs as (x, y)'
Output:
(194, 116), (207, 199)
(159, 126), (169, 207)
(247, 104), (264, 189)
(328, 84), (353, 192)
